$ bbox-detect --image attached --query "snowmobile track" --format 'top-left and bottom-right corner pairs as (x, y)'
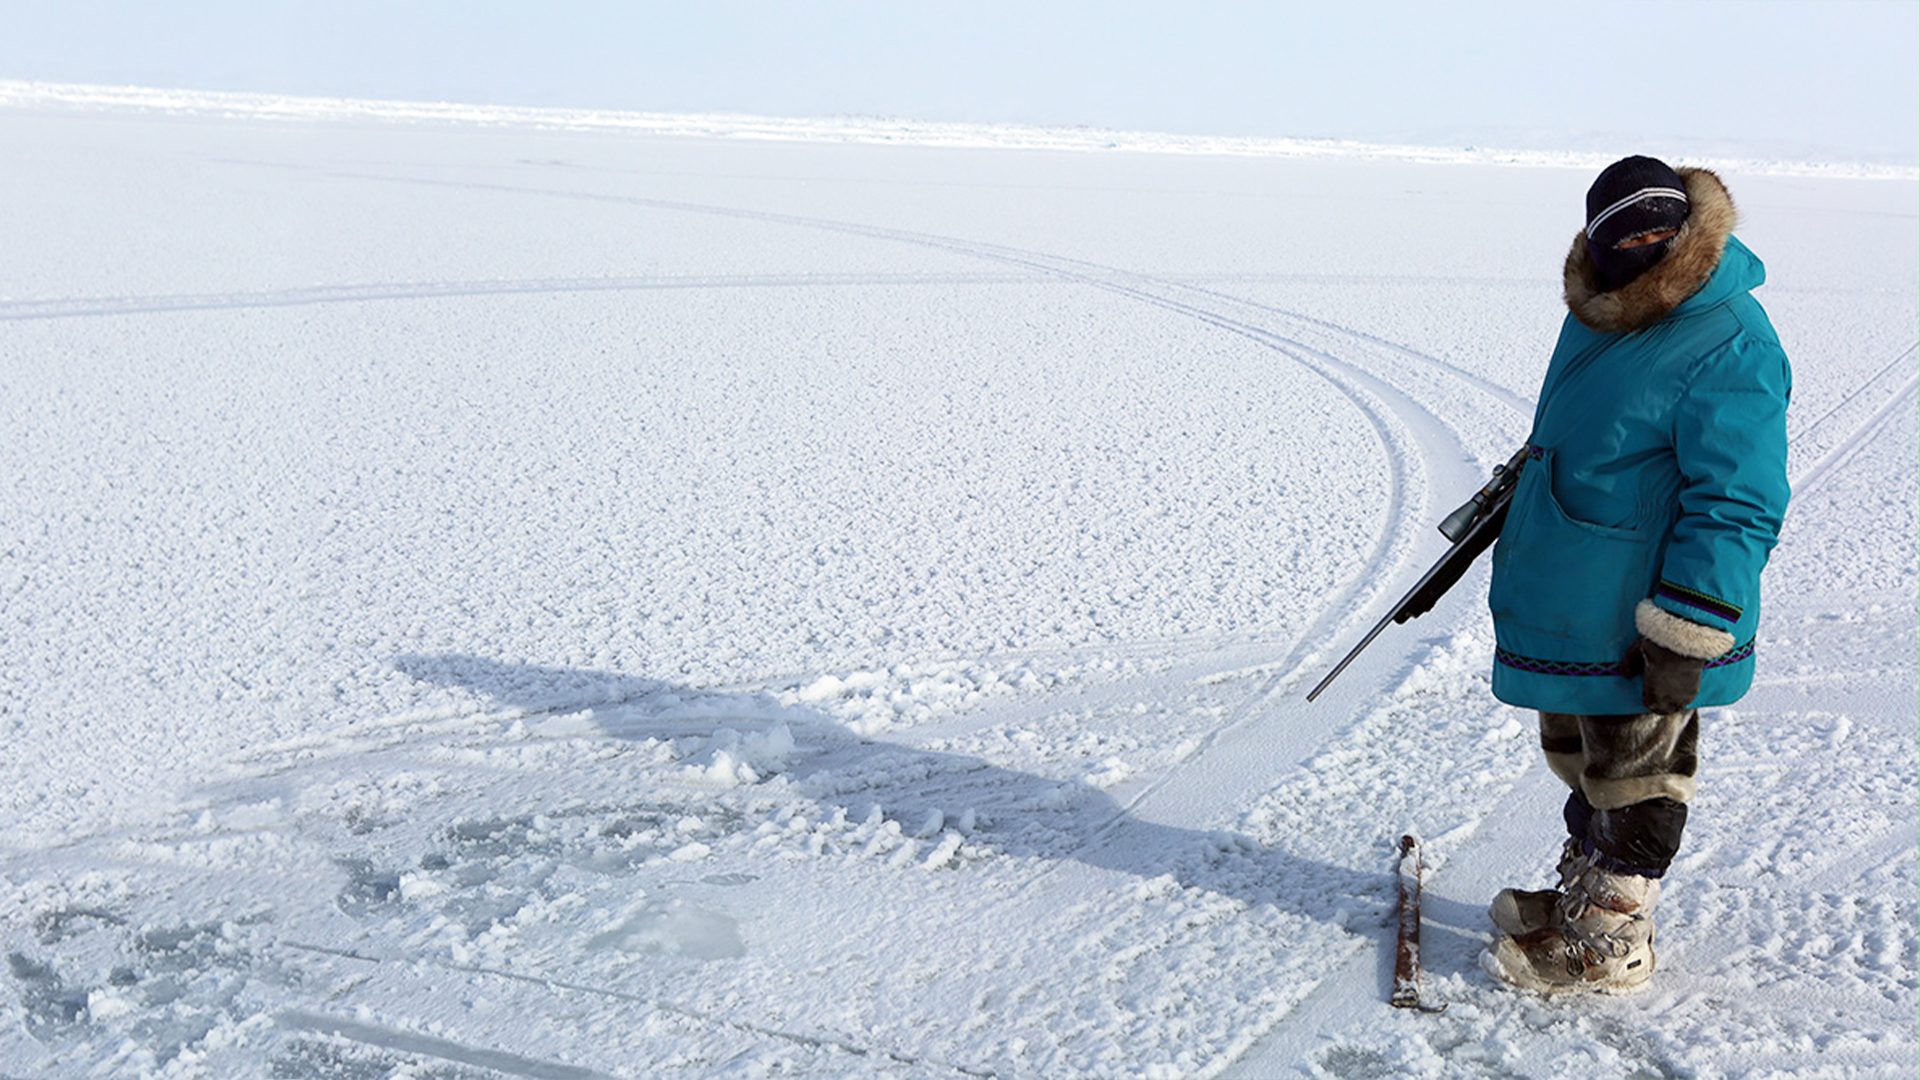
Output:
(1789, 342), (1918, 498)
(269, 161), (1510, 683)
(0, 272), (1048, 322)
(191, 159), (1520, 837)
(280, 947), (1002, 1080)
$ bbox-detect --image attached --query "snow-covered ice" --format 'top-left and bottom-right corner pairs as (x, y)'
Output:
(1, 86), (1914, 1078)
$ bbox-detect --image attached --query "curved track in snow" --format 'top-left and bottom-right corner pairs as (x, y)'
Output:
(260, 162), (1518, 678)
(0, 272), (1051, 321)
(223, 164), (1537, 842)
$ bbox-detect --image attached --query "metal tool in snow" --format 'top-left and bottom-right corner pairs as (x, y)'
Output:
(1391, 834), (1446, 1012)
(1306, 447), (1530, 702)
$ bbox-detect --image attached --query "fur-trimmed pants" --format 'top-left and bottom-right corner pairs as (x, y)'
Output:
(1539, 710), (1698, 877)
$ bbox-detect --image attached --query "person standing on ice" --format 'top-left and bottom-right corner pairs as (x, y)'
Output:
(1481, 156), (1791, 994)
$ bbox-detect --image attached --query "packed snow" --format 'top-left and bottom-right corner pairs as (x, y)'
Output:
(0, 85), (1914, 1079)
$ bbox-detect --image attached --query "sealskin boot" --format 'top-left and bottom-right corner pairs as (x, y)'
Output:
(1489, 837), (1585, 936)
(1485, 862), (1659, 994)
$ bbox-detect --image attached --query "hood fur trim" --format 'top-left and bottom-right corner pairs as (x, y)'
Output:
(1564, 167), (1738, 333)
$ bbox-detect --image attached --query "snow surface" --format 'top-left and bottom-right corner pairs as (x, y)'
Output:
(0, 88), (1914, 1079)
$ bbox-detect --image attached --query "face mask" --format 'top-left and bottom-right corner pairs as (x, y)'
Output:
(1587, 235), (1674, 292)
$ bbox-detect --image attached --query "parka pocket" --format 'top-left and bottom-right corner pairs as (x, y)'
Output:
(1489, 448), (1658, 645)
(1542, 464), (1645, 540)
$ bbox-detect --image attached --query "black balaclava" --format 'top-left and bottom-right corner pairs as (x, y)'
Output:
(1585, 156), (1691, 291)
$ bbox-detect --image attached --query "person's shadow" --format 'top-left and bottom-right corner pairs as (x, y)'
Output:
(393, 653), (1488, 994)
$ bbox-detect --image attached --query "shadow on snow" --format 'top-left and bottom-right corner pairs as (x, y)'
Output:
(391, 653), (1482, 996)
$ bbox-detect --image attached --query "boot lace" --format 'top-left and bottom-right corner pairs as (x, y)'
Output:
(1551, 860), (1644, 964)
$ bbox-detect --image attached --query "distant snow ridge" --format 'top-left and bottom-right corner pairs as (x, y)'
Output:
(1, 79), (1911, 179)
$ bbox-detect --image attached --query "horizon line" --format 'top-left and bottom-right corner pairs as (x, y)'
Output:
(2, 79), (1914, 181)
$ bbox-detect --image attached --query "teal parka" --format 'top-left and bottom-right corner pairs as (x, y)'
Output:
(1489, 168), (1791, 714)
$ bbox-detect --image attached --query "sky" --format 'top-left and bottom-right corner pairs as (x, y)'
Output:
(1, 0), (1915, 164)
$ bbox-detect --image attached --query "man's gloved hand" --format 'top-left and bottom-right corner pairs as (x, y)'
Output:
(1626, 598), (1735, 715)
(1621, 636), (1705, 714)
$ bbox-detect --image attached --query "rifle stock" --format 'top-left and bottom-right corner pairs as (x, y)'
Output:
(1305, 448), (1527, 702)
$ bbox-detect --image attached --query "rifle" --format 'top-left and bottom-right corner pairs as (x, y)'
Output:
(1305, 446), (1530, 702)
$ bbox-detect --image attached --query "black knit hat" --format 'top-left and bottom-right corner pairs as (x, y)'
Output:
(1585, 156), (1691, 290)
(1586, 156), (1689, 246)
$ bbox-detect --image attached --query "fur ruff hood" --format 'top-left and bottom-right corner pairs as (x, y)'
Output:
(1563, 167), (1738, 333)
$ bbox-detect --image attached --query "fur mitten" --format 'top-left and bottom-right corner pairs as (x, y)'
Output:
(1623, 600), (1735, 714)
(1620, 638), (1701, 713)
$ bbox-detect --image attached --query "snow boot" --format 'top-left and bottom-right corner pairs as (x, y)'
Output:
(1485, 862), (1659, 994)
(1488, 836), (1585, 936)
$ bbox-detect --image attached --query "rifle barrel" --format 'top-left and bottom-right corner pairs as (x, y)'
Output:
(1305, 607), (1397, 702)
(1304, 450), (1526, 702)
(1305, 537), (1465, 702)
